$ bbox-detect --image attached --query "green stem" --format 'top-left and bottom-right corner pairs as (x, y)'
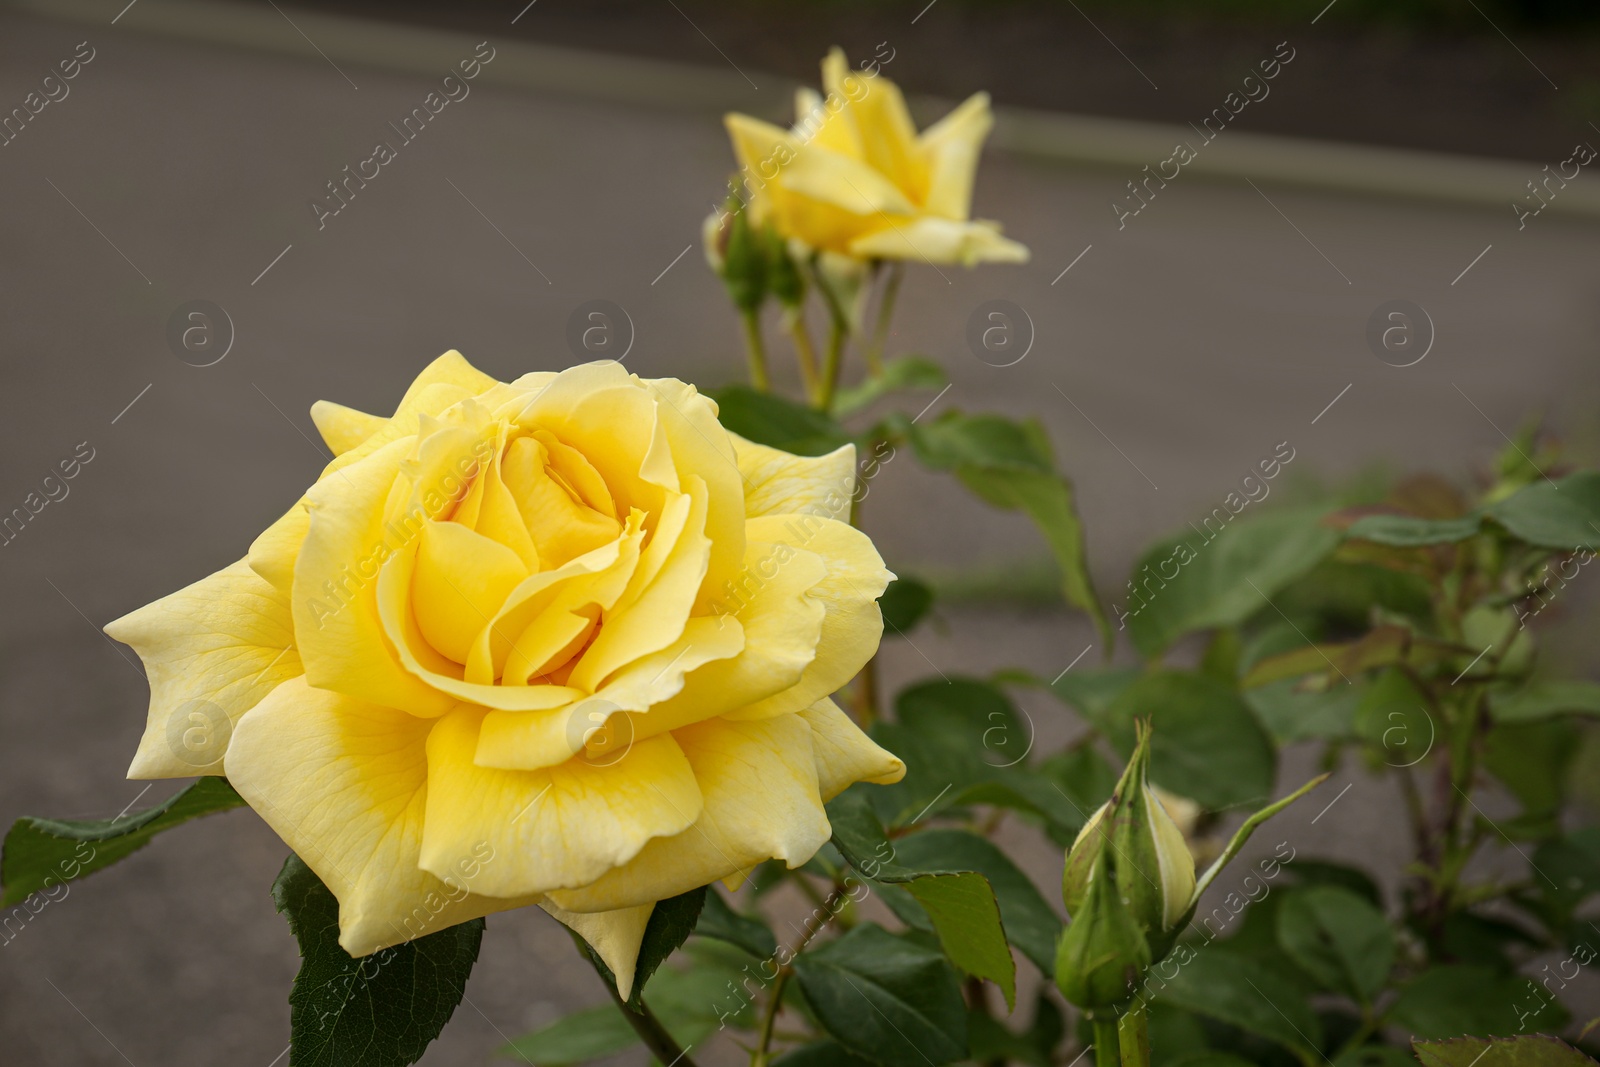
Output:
(1118, 1000), (1151, 1067)
(1092, 1012), (1121, 1067)
(752, 887), (842, 1067)
(864, 262), (902, 378)
(818, 317), (846, 411)
(592, 953), (698, 1067)
(750, 968), (792, 1067)
(781, 307), (822, 404)
(740, 309), (770, 392)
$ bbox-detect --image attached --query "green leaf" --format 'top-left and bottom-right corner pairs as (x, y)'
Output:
(868, 679), (1081, 837)
(967, 992), (1062, 1067)
(273, 854), (483, 1067)
(1437, 912), (1542, 972)
(1275, 886), (1394, 1003)
(902, 871), (1016, 1010)
(646, 949), (761, 1042)
(1047, 666), (1141, 720)
(1483, 720), (1579, 832)
(1487, 473), (1600, 549)
(1412, 1035), (1599, 1067)
(890, 829), (1062, 978)
(909, 411), (1108, 643)
(695, 886), (777, 960)
(1154, 949), (1322, 1058)
(581, 885), (707, 1010)
(793, 923), (968, 1065)
(960, 465), (1109, 644)
(1282, 860), (1383, 908)
(1103, 671), (1277, 811)
(1493, 681), (1600, 724)
(1169, 1056), (1258, 1067)
(2, 777), (245, 907)
(909, 411), (1050, 472)
(833, 355), (946, 418)
(1041, 745), (1119, 818)
(706, 385), (847, 456)
(1125, 507), (1340, 657)
(1389, 966), (1569, 1040)
(1247, 680), (1362, 743)
(826, 793), (1034, 997)
(879, 576), (935, 635)
(1532, 829), (1600, 920)
(496, 1005), (636, 1064)
(1345, 514), (1482, 546)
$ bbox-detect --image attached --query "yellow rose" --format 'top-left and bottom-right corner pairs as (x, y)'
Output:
(725, 48), (1028, 266)
(106, 353), (904, 996)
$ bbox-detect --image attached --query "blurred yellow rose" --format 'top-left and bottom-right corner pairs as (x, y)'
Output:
(724, 48), (1028, 266)
(106, 352), (903, 996)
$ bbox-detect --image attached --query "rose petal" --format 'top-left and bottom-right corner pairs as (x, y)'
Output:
(225, 677), (539, 956)
(106, 559), (301, 778)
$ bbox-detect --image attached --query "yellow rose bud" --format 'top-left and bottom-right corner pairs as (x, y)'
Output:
(724, 48), (1030, 266)
(1061, 723), (1197, 959)
(105, 354), (905, 998)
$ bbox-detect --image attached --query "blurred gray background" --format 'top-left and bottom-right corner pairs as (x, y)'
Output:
(1, 0), (1598, 1062)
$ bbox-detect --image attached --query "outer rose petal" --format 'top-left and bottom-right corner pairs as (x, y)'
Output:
(309, 400), (387, 455)
(732, 435), (855, 521)
(548, 714), (831, 913)
(225, 677), (540, 956)
(848, 215), (1030, 266)
(105, 559), (301, 778)
(917, 91), (993, 221)
(727, 515), (892, 721)
(420, 707), (703, 898)
(539, 900), (655, 1001)
(799, 698), (906, 798)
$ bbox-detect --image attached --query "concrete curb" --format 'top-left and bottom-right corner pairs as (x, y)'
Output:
(10, 0), (1600, 221)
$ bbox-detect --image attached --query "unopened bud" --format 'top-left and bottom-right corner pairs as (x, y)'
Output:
(707, 185), (767, 314)
(1054, 847), (1151, 1011)
(1061, 721), (1196, 961)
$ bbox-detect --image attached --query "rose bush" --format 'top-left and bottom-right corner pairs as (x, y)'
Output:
(103, 353), (903, 997)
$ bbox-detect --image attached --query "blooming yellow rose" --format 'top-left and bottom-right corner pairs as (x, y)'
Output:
(725, 48), (1028, 266)
(106, 353), (903, 996)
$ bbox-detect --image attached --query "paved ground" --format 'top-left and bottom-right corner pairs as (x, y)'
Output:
(1, 5), (1599, 1065)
